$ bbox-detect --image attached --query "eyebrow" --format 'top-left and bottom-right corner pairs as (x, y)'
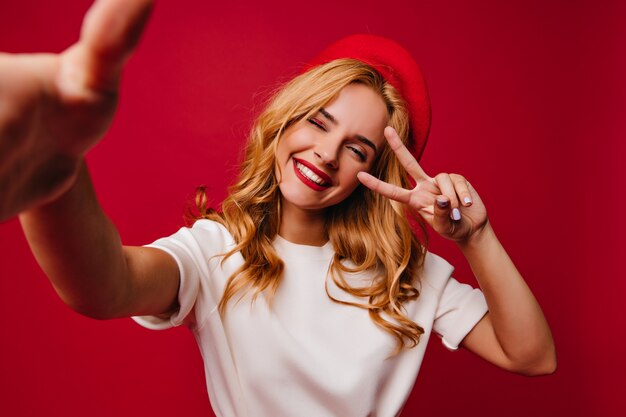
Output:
(319, 108), (378, 153)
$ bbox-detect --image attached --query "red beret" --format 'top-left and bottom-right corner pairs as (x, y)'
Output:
(305, 34), (431, 161)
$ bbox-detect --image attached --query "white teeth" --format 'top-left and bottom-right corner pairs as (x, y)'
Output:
(296, 162), (328, 186)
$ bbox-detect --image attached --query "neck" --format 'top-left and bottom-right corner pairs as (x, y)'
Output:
(279, 199), (327, 246)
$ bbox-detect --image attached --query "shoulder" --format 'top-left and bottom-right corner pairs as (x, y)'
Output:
(188, 219), (235, 243)
(147, 219), (236, 257)
(420, 251), (455, 287)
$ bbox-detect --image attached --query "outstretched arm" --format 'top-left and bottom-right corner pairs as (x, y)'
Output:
(10, 0), (180, 319)
(358, 126), (556, 376)
(21, 162), (180, 319)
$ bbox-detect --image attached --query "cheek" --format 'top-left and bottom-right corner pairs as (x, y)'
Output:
(275, 138), (288, 161)
(363, 155), (382, 177)
(273, 139), (293, 181)
(338, 168), (364, 193)
(278, 128), (310, 155)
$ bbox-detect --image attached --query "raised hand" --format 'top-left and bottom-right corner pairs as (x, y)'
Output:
(0, 0), (154, 221)
(357, 126), (489, 244)
(360, 131), (557, 376)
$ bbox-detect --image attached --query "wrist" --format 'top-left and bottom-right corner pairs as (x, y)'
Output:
(457, 221), (496, 253)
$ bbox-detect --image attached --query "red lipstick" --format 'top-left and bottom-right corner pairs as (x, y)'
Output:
(292, 158), (333, 191)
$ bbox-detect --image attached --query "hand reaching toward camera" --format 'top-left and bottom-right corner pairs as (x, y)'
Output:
(358, 126), (489, 244)
(0, 0), (154, 221)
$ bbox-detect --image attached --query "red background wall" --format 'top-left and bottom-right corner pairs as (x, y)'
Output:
(1, 0), (623, 416)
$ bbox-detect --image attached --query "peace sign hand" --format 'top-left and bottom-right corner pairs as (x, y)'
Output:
(357, 126), (488, 244)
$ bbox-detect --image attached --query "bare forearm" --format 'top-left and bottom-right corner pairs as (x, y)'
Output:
(458, 222), (555, 368)
(19, 161), (130, 318)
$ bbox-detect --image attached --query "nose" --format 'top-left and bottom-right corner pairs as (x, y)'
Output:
(314, 150), (338, 169)
(314, 137), (340, 169)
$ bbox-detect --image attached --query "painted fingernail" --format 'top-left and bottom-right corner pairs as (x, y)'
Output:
(463, 197), (472, 205)
(436, 198), (449, 208)
(452, 208), (461, 221)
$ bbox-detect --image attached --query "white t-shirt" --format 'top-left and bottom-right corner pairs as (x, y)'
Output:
(133, 219), (488, 417)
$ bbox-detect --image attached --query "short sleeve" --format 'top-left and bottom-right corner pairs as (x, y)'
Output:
(432, 277), (488, 351)
(132, 220), (236, 330)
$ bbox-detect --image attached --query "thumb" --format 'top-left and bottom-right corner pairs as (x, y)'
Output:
(59, 0), (154, 96)
(433, 196), (454, 235)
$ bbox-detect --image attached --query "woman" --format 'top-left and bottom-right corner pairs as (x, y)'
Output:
(2, 0), (555, 416)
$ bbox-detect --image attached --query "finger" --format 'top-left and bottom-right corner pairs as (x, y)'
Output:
(82, 0), (154, 71)
(384, 126), (431, 181)
(433, 196), (454, 235)
(434, 173), (461, 221)
(450, 173), (473, 207)
(60, 0), (154, 94)
(357, 171), (413, 204)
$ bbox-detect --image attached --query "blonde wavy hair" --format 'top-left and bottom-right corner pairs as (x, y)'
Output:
(190, 58), (429, 354)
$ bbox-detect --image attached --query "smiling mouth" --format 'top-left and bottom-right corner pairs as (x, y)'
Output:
(292, 158), (332, 189)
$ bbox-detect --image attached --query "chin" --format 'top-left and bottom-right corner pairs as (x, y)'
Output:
(279, 187), (329, 211)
